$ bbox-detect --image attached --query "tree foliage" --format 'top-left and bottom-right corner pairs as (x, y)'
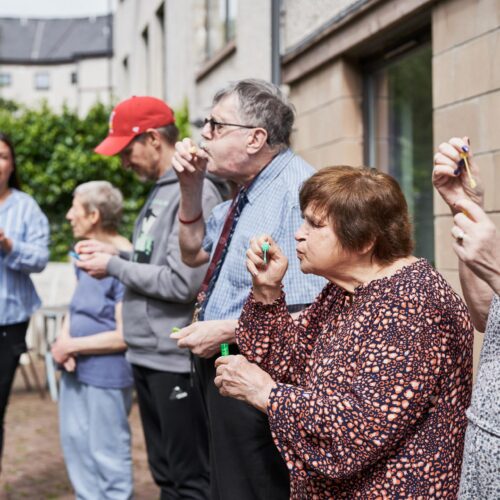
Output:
(0, 99), (191, 261)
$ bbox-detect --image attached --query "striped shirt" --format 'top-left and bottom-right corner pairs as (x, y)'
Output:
(0, 189), (50, 325)
(202, 148), (326, 321)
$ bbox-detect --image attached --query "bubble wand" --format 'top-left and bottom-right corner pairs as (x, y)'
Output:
(460, 146), (476, 189)
(261, 241), (270, 265)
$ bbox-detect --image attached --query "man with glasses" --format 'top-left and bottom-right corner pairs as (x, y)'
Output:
(171, 80), (325, 500)
(74, 96), (224, 499)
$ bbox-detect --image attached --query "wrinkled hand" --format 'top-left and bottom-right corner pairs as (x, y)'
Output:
(452, 198), (500, 293)
(0, 228), (12, 254)
(246, 235), (287, 303)
(214, 355), (277, 413)
(172, 138), (208, 182)
(433, 136), (484, 213)
(75, 252), (112, 279)
(75, 239), (117, 256)
(170, 319), (236, 358)
(51, 336), (74, 364)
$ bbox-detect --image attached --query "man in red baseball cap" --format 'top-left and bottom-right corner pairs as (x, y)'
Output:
(75, 96), (223, 499)
(94, 96), (175, 156)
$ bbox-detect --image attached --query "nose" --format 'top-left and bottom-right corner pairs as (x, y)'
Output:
(66, 208), (73, 221)
(295, 223), (306, 242)
(201, 121), (212, 141)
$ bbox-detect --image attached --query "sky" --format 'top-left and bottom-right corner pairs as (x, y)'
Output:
(0, 0), (116, 18)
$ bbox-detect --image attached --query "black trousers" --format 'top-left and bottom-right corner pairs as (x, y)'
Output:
(195, 346), (290, 500)
(0, 321), (28, 459)
(132, 364), (209, 500)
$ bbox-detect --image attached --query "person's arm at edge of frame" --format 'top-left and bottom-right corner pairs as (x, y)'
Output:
(454, 198), (498, 331)
(458, 260), (494, 332)
(432, 136), (492, 331)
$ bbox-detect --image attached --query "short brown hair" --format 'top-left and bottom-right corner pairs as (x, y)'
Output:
(299, 166), (414, 263)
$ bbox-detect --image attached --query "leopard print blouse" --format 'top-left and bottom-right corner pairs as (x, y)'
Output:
(236, 259), (473, 499)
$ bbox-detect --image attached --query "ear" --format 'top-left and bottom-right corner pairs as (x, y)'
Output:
(146, 128), (162, 149)
(246, 128), (268, 155)
(89, 209), (101, 227)
(361, 238), (376, 257)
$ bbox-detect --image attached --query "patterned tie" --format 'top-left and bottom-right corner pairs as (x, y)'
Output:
(193, 187), (248, 322)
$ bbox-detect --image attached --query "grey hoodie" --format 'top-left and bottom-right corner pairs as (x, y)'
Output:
(107, 169), (223, 372)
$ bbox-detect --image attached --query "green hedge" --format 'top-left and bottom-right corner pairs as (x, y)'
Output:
(0, 98), (190, 261)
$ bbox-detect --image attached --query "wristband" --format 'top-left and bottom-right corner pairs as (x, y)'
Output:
(178, 211), (203, 225)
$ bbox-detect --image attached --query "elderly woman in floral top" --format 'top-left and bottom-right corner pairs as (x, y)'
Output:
(215, 166), (473, 499)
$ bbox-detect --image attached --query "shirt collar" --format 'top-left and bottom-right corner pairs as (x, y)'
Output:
(245, 148), (294, 205)
(0, 188), (19, 213)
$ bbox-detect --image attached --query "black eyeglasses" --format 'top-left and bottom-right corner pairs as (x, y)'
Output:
(203, 117), (257, 135)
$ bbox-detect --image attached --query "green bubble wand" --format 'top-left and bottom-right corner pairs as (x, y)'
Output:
(261, 241), (270, 265)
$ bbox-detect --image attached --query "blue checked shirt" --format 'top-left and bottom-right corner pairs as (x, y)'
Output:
(0, 189), (50, 325)
(202, 148), (326, 321)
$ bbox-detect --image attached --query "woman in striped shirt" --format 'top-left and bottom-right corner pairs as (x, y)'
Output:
(0, 133), (49, 472)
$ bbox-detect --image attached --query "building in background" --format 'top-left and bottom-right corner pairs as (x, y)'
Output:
(114, 0), (499, 372)
(113, 0), (270, 117)
(0, 15), (113, 115)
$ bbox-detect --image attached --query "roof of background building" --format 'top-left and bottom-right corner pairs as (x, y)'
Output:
(0, 15), (112, 64)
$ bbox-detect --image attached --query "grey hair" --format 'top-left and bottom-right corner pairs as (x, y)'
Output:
(74, 181), (123, 232)
(213, 79), (295, 150)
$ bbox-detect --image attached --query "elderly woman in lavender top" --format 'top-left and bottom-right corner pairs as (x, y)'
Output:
(51, 181), (134, 499)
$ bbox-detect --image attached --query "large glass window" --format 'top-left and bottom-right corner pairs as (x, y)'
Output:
(365, 44), (434, 262)
(205, 0), (237, 59)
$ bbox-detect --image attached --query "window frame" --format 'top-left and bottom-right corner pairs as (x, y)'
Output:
(34, 71), (50, 90)
(362, 32), (434, 263)
(205, 0), (237, 60)
(0, 72), (12, 87)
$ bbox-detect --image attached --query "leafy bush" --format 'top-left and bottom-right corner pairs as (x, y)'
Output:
(0, 99), (190, 261)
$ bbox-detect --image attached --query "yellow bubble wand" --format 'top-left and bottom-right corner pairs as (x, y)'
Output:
(460, 147), (476, 189)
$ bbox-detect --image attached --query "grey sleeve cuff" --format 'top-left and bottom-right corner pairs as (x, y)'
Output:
(106, 254), (127, 279)
(118, 249), (131, 260)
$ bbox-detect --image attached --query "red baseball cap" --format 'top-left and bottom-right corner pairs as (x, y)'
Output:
(94, 96), (175, 156)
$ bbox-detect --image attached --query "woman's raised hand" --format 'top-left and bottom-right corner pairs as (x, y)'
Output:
(432, 136), (484, 213)
(246, 235), (288, 303)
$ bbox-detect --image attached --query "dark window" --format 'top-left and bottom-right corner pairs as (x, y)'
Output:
(142, 26), (149, 46)
(142, 26), (150, 93)
(364, 43), (434, 262)
(205, 0), (237, 59)
(70, 72), (78, 84)
(156, 2), (166, 97)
